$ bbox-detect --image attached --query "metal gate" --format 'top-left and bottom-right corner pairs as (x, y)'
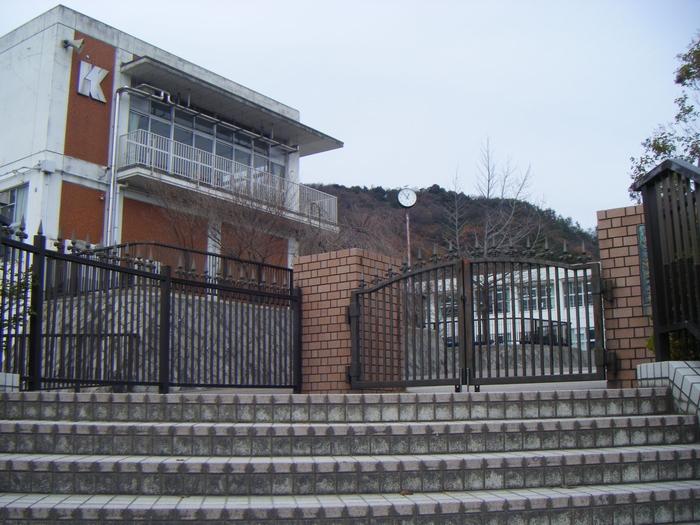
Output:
(348, 257), (605, 390)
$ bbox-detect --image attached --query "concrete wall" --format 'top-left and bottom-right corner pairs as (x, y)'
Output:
(597, 205), (654, 388)
(0, 17), (73, 239)
(0, 19), (71, 167)
(0, 5), (299, 122)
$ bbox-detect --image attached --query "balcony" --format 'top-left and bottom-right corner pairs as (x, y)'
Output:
(116, 129), (338, 229)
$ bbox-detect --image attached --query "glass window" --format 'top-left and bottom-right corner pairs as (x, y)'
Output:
(150, 119), (171, 138)
(521, 281), (553, 311)
(254, 140), (268, 156)
(128, 111), (149, 132)
(270, 146), (286, 165)
(235, 149), (251, 167)
(564, 278), (592, 308)
(216, 141), (233, 159)
(235, 132), (252, 148)
(0, 185), (28, 226)
(195, 116), (215, 134)
(254, 154), (268, 172)
(216, 125), (235, 143)
(150, 101), (171, 120)
(130, 95), (149, 114)
(521, 284), (537, 312)
(174, 110), (194, 128)
(195, 135), (213, 152)
(491, 285), (510, 314)
(538, 282), (554, 310)
(270, 162), (285, 178)
(569, 327), (594, 349)
(174, 126), (193, 146)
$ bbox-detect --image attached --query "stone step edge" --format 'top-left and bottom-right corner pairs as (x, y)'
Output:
(3, 444), (698, 473)
(2, 389), (673, 424)
(4, 414), (694, 437)
(1, 387), (669, 404)
(1, 481), (699, 521)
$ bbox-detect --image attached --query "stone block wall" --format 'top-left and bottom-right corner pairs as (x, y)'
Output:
(597, 205), (654, 388)
(294, 249), (400, 393)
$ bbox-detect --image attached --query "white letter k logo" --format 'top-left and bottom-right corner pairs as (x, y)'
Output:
(78, 61), (109, 103)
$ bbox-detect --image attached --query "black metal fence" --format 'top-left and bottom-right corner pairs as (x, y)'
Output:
(633, 158), (700, 359)
(349, 256), (605, 390)
(81, 241), (293, 294)
(0, 229), (300, 392)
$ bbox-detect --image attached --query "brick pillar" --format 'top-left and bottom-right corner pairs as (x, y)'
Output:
(293, 248), (400, 393)
(597, 205), (654, 388)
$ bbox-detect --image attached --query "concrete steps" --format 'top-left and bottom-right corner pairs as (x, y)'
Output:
(0, 388), (672, 423)
(1, 387), (699, 523)
(2, 482), (700, 523)
(2, 415), (695, 456)
(2, 445), (699, 496)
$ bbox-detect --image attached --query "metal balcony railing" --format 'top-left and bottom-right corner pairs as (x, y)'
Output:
(117, 129), (337, 226)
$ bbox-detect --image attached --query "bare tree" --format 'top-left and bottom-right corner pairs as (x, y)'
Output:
(143, 179), (300, 266)
(297, 199), (405, 257)
(443, 168), (470, 256)
(446, 139), (543, 258)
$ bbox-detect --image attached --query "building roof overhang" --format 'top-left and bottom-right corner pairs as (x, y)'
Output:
(121, 57), (343, 157)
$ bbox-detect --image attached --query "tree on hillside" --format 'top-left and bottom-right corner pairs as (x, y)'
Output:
(297, 199), (404, 257)
(630, 33), (700, 194)
(443, 169), (470, 256)
(445, 139), (543, 258)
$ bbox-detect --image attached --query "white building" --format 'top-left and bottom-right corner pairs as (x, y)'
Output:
(0, 5), (342, 267)
(420, 264), (596, 351)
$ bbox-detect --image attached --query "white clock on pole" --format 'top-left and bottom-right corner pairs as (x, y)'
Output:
(398, 188), (417, 208)
(397, 188), (417, 266)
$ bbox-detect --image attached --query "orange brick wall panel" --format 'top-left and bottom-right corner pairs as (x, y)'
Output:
(59, 181), (106, 243)
(295, 248), (402, 393)
(220, 222), (288, 267)
(64, 32), (115, 166)
(597, 205), (654, 388)
(121, 198), (208, 270)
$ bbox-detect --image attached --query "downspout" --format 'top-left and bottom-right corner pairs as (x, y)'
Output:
(106, 85), (164, 246)
(106, 86), (126, 247)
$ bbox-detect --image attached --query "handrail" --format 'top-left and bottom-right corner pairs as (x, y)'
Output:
(117, 129), (337, 226)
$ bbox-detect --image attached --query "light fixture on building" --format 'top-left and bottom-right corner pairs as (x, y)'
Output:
(62, 38), (84, 53)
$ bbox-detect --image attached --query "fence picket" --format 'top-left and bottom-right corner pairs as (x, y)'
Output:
(0, 231), (300, 391)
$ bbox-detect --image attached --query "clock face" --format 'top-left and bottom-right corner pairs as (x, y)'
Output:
(398, 188), (417, 208)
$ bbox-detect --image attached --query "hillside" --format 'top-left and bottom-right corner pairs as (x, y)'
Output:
(300, 184), (597, 262)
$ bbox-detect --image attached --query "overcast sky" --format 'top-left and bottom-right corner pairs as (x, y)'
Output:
(3, 1), (699, 229)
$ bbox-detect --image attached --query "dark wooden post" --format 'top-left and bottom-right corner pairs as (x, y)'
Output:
(640, 181), (670, 361)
